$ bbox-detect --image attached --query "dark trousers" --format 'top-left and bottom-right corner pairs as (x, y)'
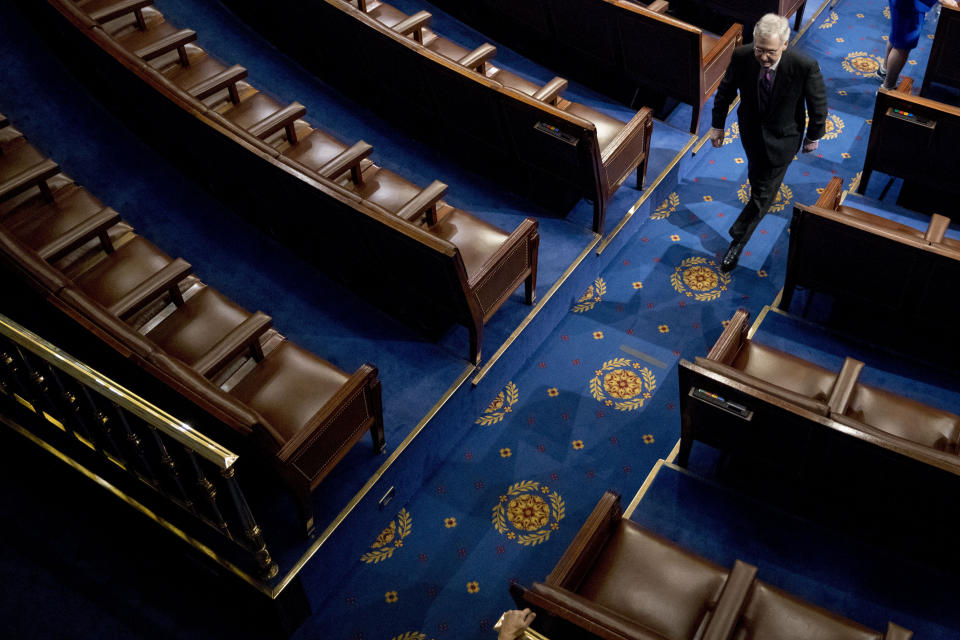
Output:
(729, 159), (790, 241)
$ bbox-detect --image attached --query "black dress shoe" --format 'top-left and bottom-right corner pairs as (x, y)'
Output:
(720, 238), (746, 273)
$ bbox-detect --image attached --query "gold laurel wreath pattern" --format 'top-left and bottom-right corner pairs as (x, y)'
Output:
(883, 6), (890, 19)
(737, 181), (792, 213)
(360, 508), (412, 564)
(842, 52), (883, 77)
(670, 256), (731, 302)
(475, 381), (519, 426)
(650, 192), (680, 220)
(572, 278), (608, 313)
(848, 172), (862, 192)
(589, 358), (657, 411)
(724, 122), (739, 144)
(492, 480), (566, 547)
(819, 11), (839, 28)
(391, 633), (430, 640)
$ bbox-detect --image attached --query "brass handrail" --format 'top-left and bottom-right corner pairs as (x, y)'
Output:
(0, 313), (237, 469)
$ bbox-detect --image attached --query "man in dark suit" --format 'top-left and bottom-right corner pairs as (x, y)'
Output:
(709, 13), (828, 272)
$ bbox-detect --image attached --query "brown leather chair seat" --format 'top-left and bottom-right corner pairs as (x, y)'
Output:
(352, 166), (424, 214)
(227, 341), (349, 442)
(72, 235), (178, 310)
(358, 0), (408, 28)
(422, 30), (472, 62)
(0, 138), (50, 184)
(420, 209), (510, 279)
(562, 103), (628, 151)
(486, 67), (541, 96)
(844, 383), (960, 452)
(161, 51), (231, 93)
(576, 519), (730, 639)
(144, 286), (261, 371)
(285, 130), (351, 172)
(738, 582), (885, 640)
(731, 342), (837, 403)
(113, 14), (182, 54)
(219, 91), (287, 132)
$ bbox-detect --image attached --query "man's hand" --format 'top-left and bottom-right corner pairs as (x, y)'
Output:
(709, 127), (725, 148)
(802, 138), (819, 153)
(939, 0), (957, 9)
(498, 609), (536, 639)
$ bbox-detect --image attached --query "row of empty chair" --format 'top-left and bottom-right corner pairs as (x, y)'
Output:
(678, 308), (960, 477)
(784, 176), (960, 365)
(47, 0), (541, 364)
(419, 0), (742, 133)
(512, 491), (912, 639)
(222, 0), (655, 232)
(0, 112), (385, 536)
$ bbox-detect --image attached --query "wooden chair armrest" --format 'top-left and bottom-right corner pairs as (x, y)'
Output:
(885, 622), (914, 640)
(814, 176), (844, 210)
(392, 10), (431, 43)
(827, 357), (864, 415)
(106, 257), (192, 318)
(546, 491), (622, 588)
(533, 76), (568, 105)
(703, 23), (742, 66)
(36, 206), (122, 262)
(924, 214), (951, 244)
(87, 0), (152, 25)
(133, 28), (197, 61)
(396, 180), (448, 224)
(520, 582), (663, 640)
(187, 64), (248, 103)
(460, 43), (497, 73)
(247, 102), (307, 143)
(702, 560), (757, 640)
(192, 311), (273, 378)
(705, 308), (749, 363)
(275, 363), (381, 466)
(600, 105), (651, 163)
(646, 0), (669, 12)
(318, 140), (374, 185)
(0, 159), (60, 203)
(355, 0), (369, 11)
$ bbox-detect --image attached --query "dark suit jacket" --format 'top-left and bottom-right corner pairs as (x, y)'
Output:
(712, 45), (828, 167)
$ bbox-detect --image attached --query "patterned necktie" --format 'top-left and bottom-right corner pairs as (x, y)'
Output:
(759, 68), (774, 113)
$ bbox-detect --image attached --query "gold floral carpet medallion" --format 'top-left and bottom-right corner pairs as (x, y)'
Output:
(670, 256), (731, 302)
(391, 633), (431, 640)
(820, 11), (839, 28)
(360, 508), (411, 564)
(650, 192), (680, 220)
(475, 381), (519, 426)
(737, 180), (792, 213)
(724, 122), (739, 144)
(572, 278), (607, 312)
(842, 51), (883, 76)
(589, 358), (657, 411)
(492, 480), (565, 546)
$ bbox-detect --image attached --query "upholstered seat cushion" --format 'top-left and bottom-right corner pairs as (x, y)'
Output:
(220, 92), (286, 132)
(353, 167), (423, 214)
(576, 519), (728, 640)
(422, 32), (471, 62)
(162, 52), (227, 91)
(113, 18), (181, 56)
(845, 384), (960, 452)
(228, 341), (348, 442)
(561, 103), (625, 151)
(145, 286), (251, 369)
(0, 138), (47, 184)
(731, 342), (837, 403)
(488, 68), (540, 96)
(73, 236), (176, 309)
(422, 209), (509, 279)
(737, 582), (882, 640)
(364, 1), (408, 29)
(285, 130), (350, 172)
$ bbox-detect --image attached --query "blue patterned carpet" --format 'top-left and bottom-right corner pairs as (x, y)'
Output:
(301, 2), (953, 640)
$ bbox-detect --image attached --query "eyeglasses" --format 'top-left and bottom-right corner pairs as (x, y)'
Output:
(754, 46), (784, 56)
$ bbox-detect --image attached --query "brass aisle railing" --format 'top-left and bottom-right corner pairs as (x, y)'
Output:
(0, 312), (278, 583)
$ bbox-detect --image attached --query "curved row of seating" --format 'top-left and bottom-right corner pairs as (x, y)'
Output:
(680, 308), (960, 476)
(222, 0), (655, 232)
(47, 0), (540, 364)
(513, 491), (912, 640)
(783, 176), (960, 365)
(419, 0), (742, 133)
(0, 112), (385, 536)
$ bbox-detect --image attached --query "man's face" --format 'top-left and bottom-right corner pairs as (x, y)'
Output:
(754, 35), (787, 67)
